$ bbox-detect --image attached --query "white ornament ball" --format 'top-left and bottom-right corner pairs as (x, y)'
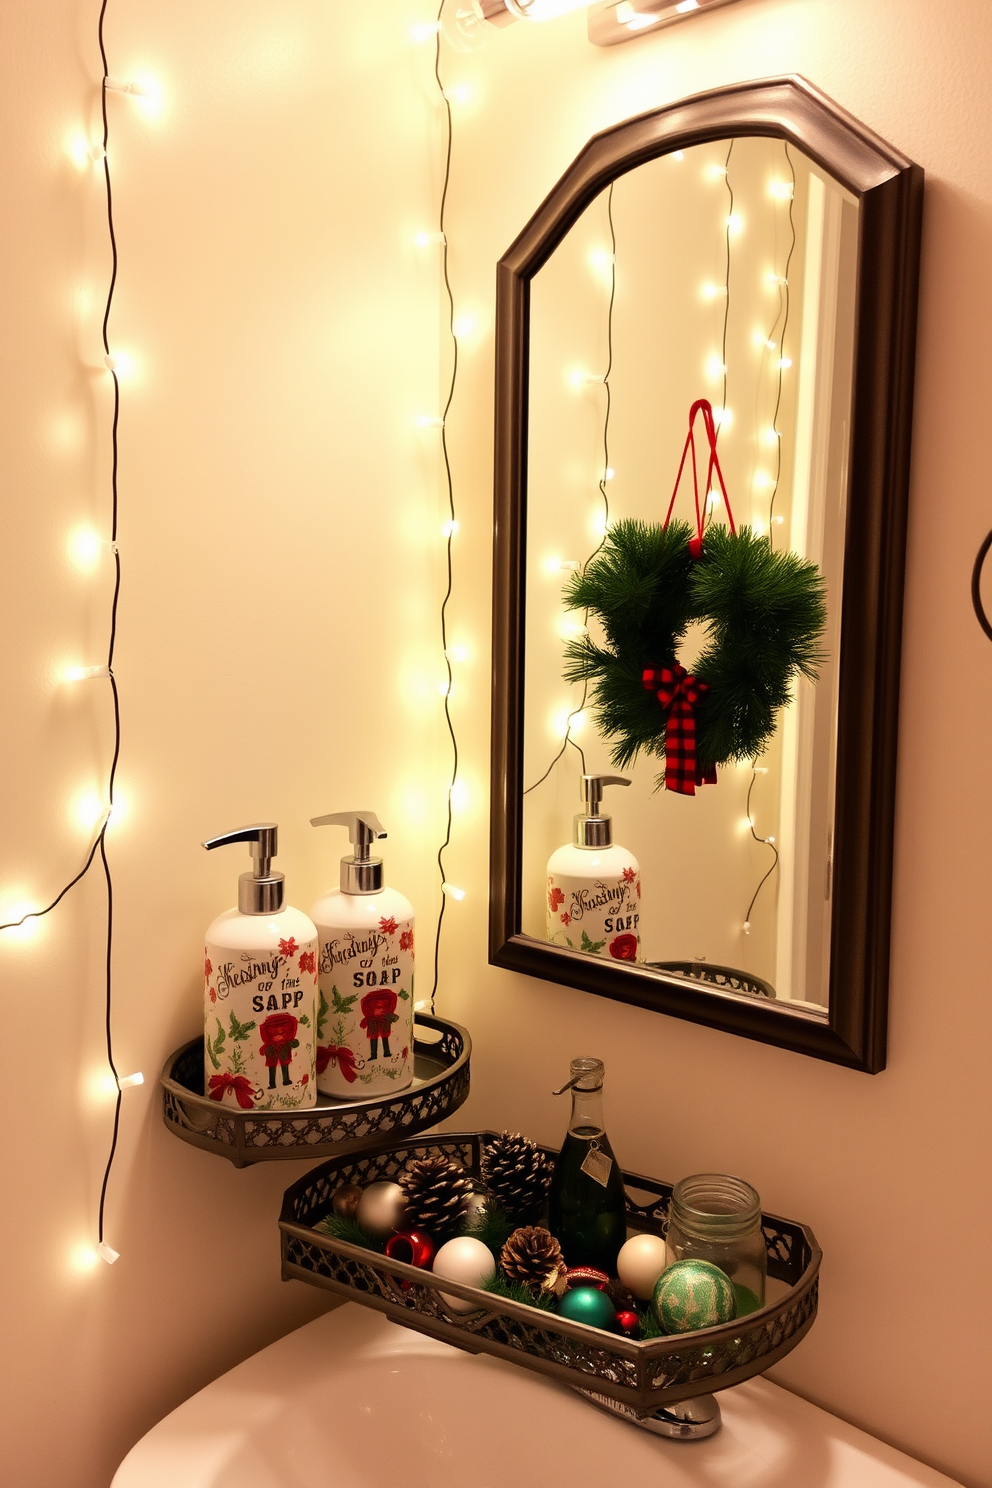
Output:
(432, 1235), (496, 1314)
(356, 1181), (407, 1241)
(617, 1233), (670, 1301)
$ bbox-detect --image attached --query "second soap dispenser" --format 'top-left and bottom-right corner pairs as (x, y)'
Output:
(310, 811), (415, 1099)
(546, 775), (641, 962)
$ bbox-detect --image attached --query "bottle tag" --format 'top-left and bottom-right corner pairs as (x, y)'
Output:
(581, 1146), (613, 1187)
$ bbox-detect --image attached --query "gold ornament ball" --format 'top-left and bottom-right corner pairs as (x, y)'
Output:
(332, 1183), (363, 1221)
(356, 1181), (408, 1240)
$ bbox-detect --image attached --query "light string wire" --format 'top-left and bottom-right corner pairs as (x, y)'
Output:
(742, 139), (797, 934)
(523, 181), (616, 796)
(0, 0), (124, 1254)
(430, 5), (460, 1014)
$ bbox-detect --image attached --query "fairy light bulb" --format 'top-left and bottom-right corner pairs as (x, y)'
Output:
(411, 19), (442, 41)
(118, 1072), (144, 1089)
(68, 527), (105, 573)
(442, 83), (473, 105)
(726, 212), (744, 236)
(444, 644), (469, 663)
(452, 312), (477, 338)
(414, 230), (445, 247)
(604, 466), (615, 481)
(779, 357), (793, 370)
(97, 1243), (120, 1265)
(417, 414), (444, 429)
(713, 406), (733, 430)
(449, 779), (470, 812)
(705, 353), (726, 381)
(442, 882), (466, 901)
(441, 519), (459, 538)
(64, 664), (111, 683)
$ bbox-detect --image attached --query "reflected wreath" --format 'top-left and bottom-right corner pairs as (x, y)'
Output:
(562, 401), (827, 794)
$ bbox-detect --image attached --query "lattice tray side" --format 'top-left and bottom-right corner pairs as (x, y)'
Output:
(279, 1132), (820, 1416)
(161, 1015), (470, 1166)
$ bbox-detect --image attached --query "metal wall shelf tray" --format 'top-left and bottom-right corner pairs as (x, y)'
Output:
(161, 1015), (470, 1168)
(279, 1131), (821, 1418)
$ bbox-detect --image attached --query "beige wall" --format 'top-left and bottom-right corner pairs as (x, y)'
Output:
(0, 1), (990, 1486)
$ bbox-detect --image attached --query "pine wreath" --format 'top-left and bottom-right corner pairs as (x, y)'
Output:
(563, 517), (826, 791)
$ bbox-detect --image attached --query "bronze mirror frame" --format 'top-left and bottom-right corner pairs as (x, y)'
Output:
(489, 76), (923, 1073)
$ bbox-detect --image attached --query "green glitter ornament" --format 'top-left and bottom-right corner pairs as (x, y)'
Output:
(557, 1285), (617, 1331)
(652, 1260), (736, 1334)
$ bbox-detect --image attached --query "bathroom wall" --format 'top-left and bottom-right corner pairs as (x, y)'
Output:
(437, 5), (992, 1488)
(0, 2), (446, 1484)
(0, 2), (990, 1487)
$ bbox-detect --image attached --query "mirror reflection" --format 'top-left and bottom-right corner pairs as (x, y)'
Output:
(521, 136), (860, 1014)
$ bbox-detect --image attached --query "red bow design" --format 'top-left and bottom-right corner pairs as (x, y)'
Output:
(207, 1072), (257, 1109)
(643, 662), (717, 795)
(316, 1044), (358, 1083)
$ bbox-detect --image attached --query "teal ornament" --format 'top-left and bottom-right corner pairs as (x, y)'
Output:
(557, 1285), (617, 1331)
(652, 1260), (736, 1335)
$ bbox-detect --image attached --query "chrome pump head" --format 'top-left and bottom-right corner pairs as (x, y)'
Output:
(311, 811), (387, 895)
(574, 774), (630, 848)
(202, 823), (284, 915)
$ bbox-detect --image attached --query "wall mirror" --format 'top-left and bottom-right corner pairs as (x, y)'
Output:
(490, 78), (922, 1072)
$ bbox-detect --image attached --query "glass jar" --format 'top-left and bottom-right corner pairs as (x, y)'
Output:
(666, 1173), (766, 1316)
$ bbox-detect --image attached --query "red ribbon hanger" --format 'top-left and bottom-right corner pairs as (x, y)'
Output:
(645, 399), (733, 794)
(663, 397), (736, 557)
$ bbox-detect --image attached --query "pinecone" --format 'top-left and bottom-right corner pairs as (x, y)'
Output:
(481, 1131), (553, 1225)
(398, 1156), (474, 1242)
(501, 1226), (567, 1294)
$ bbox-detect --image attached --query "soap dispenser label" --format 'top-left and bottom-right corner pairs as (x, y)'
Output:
(547, 867), (641, 962)
(315, 916), (415, 1099)
(204, 936), (318, 1111)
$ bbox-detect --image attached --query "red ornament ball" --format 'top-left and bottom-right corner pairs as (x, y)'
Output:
(615, 1310), (640, 1338)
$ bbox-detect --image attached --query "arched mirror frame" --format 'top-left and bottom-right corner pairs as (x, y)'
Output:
(489, 76), (923, 1073)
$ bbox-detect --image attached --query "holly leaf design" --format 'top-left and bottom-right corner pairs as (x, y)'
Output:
(331, 986), (359, 1015)
(205, 1017), (226, 1069)
(580, 930), (606, 954)
(397, 988), (410, 1001)
(228, 1011), (256, 1042)
(298, 1013), (310, 1027)
(317, 987), (329, 1041)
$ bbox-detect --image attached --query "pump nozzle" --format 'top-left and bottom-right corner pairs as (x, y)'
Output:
(574, 775), (630, 849)
(311, 811), (387, 895)
(202, 823), (285, 915)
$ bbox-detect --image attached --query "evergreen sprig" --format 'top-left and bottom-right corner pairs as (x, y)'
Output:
(482, 1271), (557, 1311)
(458, 1198), (515, 1258)
(564, 520), (826, 783)
(314, 1213), (386, 1253)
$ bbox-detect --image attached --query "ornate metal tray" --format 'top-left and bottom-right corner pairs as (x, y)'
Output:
(279, 1131), (820, 1417)
(161, 1015), (470, 1168)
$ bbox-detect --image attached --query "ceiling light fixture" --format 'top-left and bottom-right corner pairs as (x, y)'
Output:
(588, 0), (743, 46)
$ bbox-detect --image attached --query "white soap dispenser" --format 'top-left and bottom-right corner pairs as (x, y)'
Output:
(202, 823), (318, 1111)
(310, 811), (415, 1099)
(546, 775), (642, 961)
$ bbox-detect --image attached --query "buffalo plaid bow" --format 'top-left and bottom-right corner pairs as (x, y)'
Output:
(643, 663), (717, 796)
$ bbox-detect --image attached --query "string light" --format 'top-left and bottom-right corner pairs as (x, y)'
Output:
(414, 230), (446, 247)
(441, 518), (459, 537)
(431, 8), (465, 1011)
(117, 1072), (144, 1089)
(0, 0), (127, 1266)
(411, 19), (442, 42)
(525, 183), (617, 798)
(417, 414), (445, 428)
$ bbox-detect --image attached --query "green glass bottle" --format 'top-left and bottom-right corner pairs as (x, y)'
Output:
(547, 1057), (628, 1273)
